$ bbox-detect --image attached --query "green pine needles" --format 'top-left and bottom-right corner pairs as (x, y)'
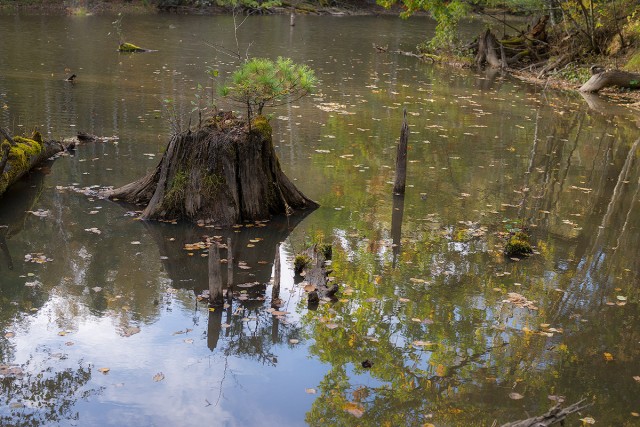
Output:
(219, 57), (317, 124)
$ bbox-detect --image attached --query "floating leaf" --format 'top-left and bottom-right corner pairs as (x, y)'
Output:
(271, 311), (290, 316)
(153, 372), (165, 382)
(509, 392), (524, 400)
(412, 340), (433, 347)
(98, 367), (110, 374)
(343, 402), (364, 418)
(122, 326), (140, 337)
(305, 388), (316, 394)
(580, 417), (596, 424)
(4, 332), (15, 338)
(184, 338), (194, 344)
(604, 352), (614, 361)
(289, 339), (299, 344)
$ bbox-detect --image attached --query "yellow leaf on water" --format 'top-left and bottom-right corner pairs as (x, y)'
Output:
(580, 417), (596, 424)
(153, 372), (165, 382)
(509, 392), (524, 400)
(305, 388), (316, 394)
(343, 402), (364, 418)
(604, 352), (614, 361)
(98, 367), (110, 374)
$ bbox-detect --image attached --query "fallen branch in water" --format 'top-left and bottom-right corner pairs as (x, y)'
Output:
(501, 399), (592, 427)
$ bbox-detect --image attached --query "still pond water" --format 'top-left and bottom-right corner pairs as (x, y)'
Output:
(1, 12), (639, 427)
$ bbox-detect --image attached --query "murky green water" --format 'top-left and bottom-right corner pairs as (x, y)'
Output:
(1, 12), (639, 427)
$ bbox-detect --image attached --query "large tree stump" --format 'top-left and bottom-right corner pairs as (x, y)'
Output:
(105, 113), (318, 226)
(579, 69), (640, 92)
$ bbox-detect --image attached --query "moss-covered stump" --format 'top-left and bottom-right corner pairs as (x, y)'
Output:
(105, 113), (318, 226)
(0, 132), (65, 197)
(118, 42), (150, 53)
(504, 231), (533, 257)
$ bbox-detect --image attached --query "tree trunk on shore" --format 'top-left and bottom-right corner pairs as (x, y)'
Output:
(579, 69), (640, 92)
(105, 113), (318, 226)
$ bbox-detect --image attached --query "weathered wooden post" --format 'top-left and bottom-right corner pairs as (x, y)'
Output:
(208, 243), (224, 306)
(290, 12), (295, 26)
(393, 108), (409, 195)
(272, 243), (281, 305)
(391, 194), (405, 268)
(226, 237), (233, 287)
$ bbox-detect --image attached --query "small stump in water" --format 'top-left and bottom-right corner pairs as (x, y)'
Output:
(105, 113), (318, 226)
(504, 231), (533, 257)
(118, 42), (151, 53)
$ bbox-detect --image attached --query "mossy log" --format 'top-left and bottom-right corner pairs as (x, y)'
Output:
(105, 113), (318, 226)
(579, 69), (640, 92)
(0, 131), (65, 198)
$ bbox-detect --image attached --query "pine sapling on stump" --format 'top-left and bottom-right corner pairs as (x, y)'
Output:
(105, 113), (317, 225)
(106, 56), (318, 226)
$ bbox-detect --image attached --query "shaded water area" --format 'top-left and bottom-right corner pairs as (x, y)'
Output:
(1, 12), (640, 426)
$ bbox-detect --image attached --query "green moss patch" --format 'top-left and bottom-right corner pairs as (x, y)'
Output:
(504, 231), (533, 257)
(251, 115), (272, 138)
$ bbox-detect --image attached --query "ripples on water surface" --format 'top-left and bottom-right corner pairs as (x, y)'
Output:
(0, 13), (639, 427)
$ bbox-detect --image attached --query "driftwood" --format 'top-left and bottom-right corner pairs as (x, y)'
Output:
(301, 244), (338, 308)
(372, 44), (436, 62)
(579, 68), (640, 92)
(501, 399), (592, 427)
(475, 16), (550, 70)
(105, 113), (318, 226)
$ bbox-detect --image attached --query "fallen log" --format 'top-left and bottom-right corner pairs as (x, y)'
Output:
(579, 69), (640, 92)
(501, 399), (592, 427)
(0, 130), (66, 198)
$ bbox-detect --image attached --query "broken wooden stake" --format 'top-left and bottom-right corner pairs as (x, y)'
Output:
(227, 237), (233, 287)
(393, 108), (409, 195)
(272, 243), (281, 303)
(208, 243), (224, 306)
